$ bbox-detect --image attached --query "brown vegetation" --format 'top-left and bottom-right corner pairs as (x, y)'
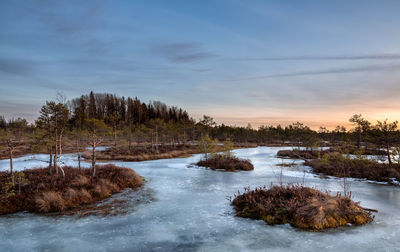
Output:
(329, 146), (387, 156)
(232, 185), (374, 230)
(83, 144), (200, 162)
(0, 164), (143, 215)
(277, 149), (330, 160)
(0, 144), (31, 160)
(305, 154), (400, 184)
(82, 143), (253, 162)
(0, 141), (110, 160)
(277, 147), (386, 161)
(196, 154), (254, 171)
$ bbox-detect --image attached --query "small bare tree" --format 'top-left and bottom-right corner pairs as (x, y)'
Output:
(349, 114), (371, 150)
(86, 119), (110, 177)
(0, 119), (27, 184)
(36, 101), (69, 176)
(198, 134), (216, 160)
(375, 119), (398, 164)
(70, 128), (87, 169)
(0, 128), (18, 184)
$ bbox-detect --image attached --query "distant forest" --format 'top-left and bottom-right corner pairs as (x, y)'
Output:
(68, 92), (190, 128)
(1, 92), (400, 148)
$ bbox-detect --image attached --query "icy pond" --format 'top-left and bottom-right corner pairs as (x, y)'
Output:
(1, 147), (400, 251)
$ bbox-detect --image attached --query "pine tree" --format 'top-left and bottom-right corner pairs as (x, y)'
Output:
(88, 91), (97, 119)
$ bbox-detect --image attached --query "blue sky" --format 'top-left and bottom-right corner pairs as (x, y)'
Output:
(1, 0), (400, 128)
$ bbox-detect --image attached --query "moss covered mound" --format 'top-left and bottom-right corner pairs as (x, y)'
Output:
(0, 164), (143, 215)
(196, 155), (254, 171)
(232, 185), (374, 230)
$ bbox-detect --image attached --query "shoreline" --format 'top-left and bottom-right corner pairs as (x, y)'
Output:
(0, 142), (325, 161)
(0, 142), (259, 161)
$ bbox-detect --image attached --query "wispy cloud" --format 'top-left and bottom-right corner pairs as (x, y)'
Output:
(24, 1), (105, 36)
(226, 64), (400, 81)
(0, 58), (35, 76)
(235, 53), (400, 61)
(152, 42), (217, 63)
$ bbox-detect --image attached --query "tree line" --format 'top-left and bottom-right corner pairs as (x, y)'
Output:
(1, 92), (400, 180)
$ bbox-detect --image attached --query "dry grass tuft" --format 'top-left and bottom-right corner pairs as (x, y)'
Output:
(35, 191), (66, 213)
(64, 188), (79, 201)
(71, 175), (90, 187)
(93, 184), (111, 198)
(79, 189), (92, 204)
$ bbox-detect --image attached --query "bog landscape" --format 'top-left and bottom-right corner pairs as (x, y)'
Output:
(1, 1), (400, 251)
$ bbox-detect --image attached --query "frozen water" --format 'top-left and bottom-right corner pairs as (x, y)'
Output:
(85, 146), (110, 151)
(0, 147), (399, 251)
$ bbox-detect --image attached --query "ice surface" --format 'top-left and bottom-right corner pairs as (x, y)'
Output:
(0, 147), (399, 251)
(84, 146), (110, 151)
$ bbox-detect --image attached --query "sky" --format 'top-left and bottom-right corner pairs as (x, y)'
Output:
(1, 0), (400, 129)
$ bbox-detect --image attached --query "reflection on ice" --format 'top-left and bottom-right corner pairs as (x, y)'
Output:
(0, 147), (399, 251)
